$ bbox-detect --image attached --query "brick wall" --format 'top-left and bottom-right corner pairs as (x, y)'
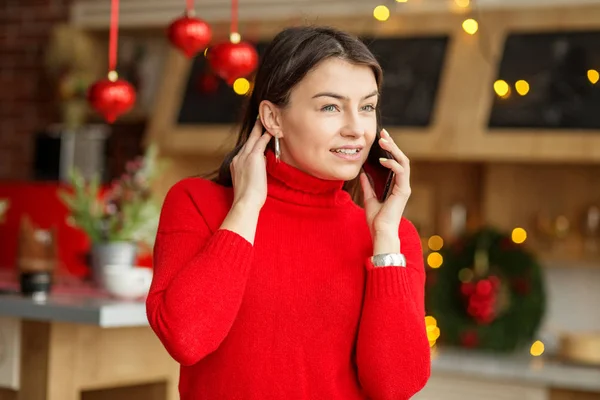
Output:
(0, 0), (72, 180)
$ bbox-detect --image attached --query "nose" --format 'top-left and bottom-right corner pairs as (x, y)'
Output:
(340, 111), (366, 138)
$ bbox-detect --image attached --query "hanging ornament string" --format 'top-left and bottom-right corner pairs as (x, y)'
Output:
(87, 0), (136, 123)
(108, 0), (120, 80)
(230, 0), (239, 41)
(208, 0), (258, 85)
(167, 0), (211, 58)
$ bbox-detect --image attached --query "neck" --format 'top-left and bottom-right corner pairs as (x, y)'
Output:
(265, 150), (351, 208)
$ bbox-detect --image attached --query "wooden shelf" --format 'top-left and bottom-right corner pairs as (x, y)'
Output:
(541, 258), (600, 270)
(144, 4), (600, 163)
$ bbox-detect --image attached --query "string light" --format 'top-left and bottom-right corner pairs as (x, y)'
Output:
(373, 5), (390, 21)
(428, 235), (444, 251)
(396, 0), (408, 2)
(427, 252), (443, 269)
(511, 227), (527, 244)
(455, 0), (470, 7)
(530, 340), (545, 356)
(233, 78), (250, 95)
(494, 80), (510, 98)
(425, 316), (440, 347)
(588, 69), (599, 84)
(515, 80), (530, 96)
(462, 18), (478, 35)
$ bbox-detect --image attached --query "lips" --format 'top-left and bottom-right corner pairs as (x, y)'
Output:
(330, 146), (363, 160)
(330, 146), (363, 154)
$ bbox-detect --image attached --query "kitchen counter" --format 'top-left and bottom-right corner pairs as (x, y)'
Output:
(0, 285), (598, 398)
(0, 291), (148, 328)
(430, 347), (600, 393)
(0, 285), (178, 400)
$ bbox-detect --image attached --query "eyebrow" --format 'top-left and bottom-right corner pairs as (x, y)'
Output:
(311, 90), (379, 101)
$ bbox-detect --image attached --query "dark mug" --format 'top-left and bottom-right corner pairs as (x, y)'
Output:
(20, 271), (52, 298)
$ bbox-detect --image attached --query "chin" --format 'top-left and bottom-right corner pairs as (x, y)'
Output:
(325, 166), (362, 181)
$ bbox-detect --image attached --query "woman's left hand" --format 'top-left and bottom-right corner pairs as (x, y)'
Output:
(360, 129), (411, 247)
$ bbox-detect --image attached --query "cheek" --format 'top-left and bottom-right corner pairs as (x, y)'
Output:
(285, 112), (339, 146)
(365, 122), (377, 145)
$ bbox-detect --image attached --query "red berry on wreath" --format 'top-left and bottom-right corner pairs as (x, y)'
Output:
(461, 282), (475, 296)
(476, 279), (493, 296)
(428, 227), (545, 351)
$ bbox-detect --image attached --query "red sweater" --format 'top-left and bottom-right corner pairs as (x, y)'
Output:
(146, 150), (430, 400)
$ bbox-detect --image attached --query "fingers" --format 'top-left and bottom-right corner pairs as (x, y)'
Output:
(379, 158), (411, 197)
(242, 118), (264, 156)
(379, 129), (410, 172)
(359, 172), (378, 204)
(379, 157), (404, 175)
(251, 132), (272, 154)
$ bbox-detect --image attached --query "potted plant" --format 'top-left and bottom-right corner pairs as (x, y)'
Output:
(59, 144), (164, 285)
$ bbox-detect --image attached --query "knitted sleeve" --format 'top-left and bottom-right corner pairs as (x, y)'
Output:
(146, 179), (254, 366)
(355, 218), (431, 400)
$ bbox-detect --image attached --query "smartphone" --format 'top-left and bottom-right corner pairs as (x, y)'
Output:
(362, 130), (395, 202)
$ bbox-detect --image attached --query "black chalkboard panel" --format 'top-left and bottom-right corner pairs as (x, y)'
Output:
(176, 36), (449, 127)
(361, 36), (449, 127)
(488, 31), (600, 130)
(177, 41), (271, 124)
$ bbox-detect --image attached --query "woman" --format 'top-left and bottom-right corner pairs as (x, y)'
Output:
(147, 25), (430, 400)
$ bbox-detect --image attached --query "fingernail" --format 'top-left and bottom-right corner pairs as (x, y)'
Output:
(380, 138), (388, 144)
(379, 158), (388, 163)
(382, 129), (389, 137)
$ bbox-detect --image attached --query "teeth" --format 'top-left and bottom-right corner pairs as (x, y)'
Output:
(333, 149), (359, 154)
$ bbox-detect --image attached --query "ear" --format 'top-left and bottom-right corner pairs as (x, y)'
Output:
(258, 100), (284, 138)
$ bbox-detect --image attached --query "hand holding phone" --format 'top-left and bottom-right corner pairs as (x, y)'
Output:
(361, 130), (396, 202)
(360, 129), (412, 241)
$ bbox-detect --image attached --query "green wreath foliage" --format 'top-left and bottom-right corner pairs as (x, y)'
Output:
(425, 226), (546, 352)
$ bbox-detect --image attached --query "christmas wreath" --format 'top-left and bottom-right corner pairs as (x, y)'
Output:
(425, 226), (546, 352)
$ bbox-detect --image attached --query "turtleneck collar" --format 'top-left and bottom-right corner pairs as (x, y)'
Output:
(265, 149), (351, 208)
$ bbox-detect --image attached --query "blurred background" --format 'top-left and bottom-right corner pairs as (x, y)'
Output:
(1, 0), (600, 399)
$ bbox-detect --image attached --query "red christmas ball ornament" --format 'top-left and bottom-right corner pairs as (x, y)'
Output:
(167, 12), (212, 58)
(195, 72), (220, 94)
(208, 40), (258, 85)
(87, 73), (136, 123)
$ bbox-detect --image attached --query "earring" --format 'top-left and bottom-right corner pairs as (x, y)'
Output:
(274, 136), (281, 163)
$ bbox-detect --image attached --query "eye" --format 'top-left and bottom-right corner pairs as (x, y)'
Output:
(361, 104), (376, 112)
(321, 104), (339, 112)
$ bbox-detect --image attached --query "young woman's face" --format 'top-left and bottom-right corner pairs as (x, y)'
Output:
(271, 58), (379, 181)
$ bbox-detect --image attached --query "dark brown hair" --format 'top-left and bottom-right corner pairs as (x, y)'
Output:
(211, 25), (384, 203)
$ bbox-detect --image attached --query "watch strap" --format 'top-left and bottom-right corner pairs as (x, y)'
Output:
(370, 253), (407, 268)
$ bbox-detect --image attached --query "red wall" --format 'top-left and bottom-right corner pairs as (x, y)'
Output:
(0, 182), (91, 276)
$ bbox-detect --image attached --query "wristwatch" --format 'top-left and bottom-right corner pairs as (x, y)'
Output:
(370, 253), (406, 267)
